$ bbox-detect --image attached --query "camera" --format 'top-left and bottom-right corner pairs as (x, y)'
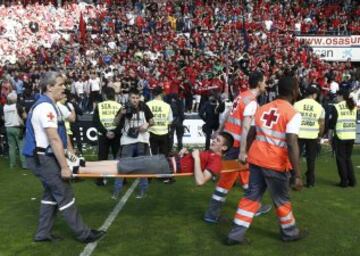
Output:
(127, 127), (140, 138)
(210, 98), (217, 104)
(125, 103), (137, 119)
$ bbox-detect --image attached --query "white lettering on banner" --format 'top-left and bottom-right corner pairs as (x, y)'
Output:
(311, 48), (360, 62)
(296, 35), (360, 47)
(296, 36), (360, 62)
(86, 127), (98, 142)
(174, 119), (205, 145)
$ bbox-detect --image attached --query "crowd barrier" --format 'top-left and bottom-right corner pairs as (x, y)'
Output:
(75, 114), (205, 145)
(70, 114), (360, 145)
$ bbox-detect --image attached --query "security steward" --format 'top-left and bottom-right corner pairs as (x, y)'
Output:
(146, 86), (173, 156)
(328, 88), (357, 187)
(93, 87), (122, 185)
(22, 71), (105, 243)
(294, 84), (325, 187)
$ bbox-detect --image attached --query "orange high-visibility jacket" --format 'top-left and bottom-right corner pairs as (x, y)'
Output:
(224, 90), (256, 147)
(247, 99), (297, 172)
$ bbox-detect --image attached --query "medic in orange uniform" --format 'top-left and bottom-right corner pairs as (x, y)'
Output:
(204, 71), (270, 223)
(226, 76), (307, 245)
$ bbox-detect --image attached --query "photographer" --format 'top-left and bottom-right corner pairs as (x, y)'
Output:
(112, 89), (154, 199)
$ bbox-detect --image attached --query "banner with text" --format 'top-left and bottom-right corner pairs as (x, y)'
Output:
(296, 35), (360, 62)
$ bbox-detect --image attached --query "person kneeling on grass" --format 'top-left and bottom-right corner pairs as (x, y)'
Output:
(74, 132), (234, 186)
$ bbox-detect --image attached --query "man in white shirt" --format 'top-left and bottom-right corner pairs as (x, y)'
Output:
(22, 71), (105, 243)
(89, 73), (101, 113)
(330, 80), (339, 94)
(2, 92), (26, 169)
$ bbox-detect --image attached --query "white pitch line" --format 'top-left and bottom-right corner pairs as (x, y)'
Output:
(80, 179), (139, 256)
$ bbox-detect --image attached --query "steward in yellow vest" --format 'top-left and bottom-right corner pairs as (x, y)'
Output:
(93, 87), (122, 178)
(334, 101), (357, 140)
(294, 87), (325, 139)
(328, 88), (357, 187)
(146, 86), (173, 156)
(294, 84), (325, 187)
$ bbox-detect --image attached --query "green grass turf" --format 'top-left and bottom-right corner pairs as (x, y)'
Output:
(0, 146), (359, 256)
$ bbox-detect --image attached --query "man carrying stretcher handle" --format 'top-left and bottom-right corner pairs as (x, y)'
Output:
(74, 132), (234, 185)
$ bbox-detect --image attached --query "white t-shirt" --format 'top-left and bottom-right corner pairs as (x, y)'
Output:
(286, 113), (302, 134)
(330, 81), (339, 94)
(89, 77), (100, 92)
(74, 81), (84, 95)
(264, 20), (273, 31)
(31, 102), (58, 148)
(57, 102), (72, 121)
(243, 100), (258, 117)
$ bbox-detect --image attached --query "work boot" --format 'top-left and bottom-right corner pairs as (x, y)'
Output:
(81, 230), (106, 243)
(225, 237), (251, 246)
(281, 229), (309, 242)
(203, 199), (224, 223)
(34, 234), (63, 243)
(254, 204), (272, 217)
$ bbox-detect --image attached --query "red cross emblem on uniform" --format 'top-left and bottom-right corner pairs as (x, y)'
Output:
(261, 108), (279, 128)
(47, 112), (55, 121)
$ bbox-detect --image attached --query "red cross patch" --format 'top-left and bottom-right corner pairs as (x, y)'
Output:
(261, 108), (279, 128)
(47, 112), (55, 121)
(230, 95), (241, 115)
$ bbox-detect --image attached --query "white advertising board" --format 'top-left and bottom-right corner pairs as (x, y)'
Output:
(174, 119), (206, 145)
(296, 35), (360, 62)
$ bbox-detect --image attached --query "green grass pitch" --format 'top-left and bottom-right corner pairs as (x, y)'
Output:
(0, 146), (359, 256)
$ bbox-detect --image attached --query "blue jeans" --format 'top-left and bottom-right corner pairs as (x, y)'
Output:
(113, 143), (150, 194)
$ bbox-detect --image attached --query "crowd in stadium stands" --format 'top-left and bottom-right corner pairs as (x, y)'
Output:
(0, 0), (360, 157)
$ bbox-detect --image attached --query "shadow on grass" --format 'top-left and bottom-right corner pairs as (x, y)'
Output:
(315, 176), (338, 187)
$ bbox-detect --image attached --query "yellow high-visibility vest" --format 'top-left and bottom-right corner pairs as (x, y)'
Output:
(98, 100), (122, 131)
(147, 99), (171, 135)
(65, 121), (73, 136)
(294, 98), (324, 139)
(335, 101), (357, 140)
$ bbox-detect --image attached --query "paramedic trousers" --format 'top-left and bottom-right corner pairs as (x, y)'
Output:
(228, 164), (300, 242)
(26, 155), (90, 241)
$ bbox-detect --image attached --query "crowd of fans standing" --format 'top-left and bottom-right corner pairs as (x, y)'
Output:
(0, 0), (360, 169)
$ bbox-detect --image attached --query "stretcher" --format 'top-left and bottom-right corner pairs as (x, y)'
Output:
(72, 160), (247, 179)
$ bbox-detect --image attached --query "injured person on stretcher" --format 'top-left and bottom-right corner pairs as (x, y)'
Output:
(74, 132), (236, 186)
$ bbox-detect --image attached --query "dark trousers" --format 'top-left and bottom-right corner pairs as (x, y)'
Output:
(98, 134), (120, 160)
(169, 124), (184, 151)
(97, 134), (120, 185)
(150, 133), (169, 156)
(117, 154), (171, 174)
(298, 138), (318, 186)
(70, 124), (84, 155)
(334, 138), (356, 186)
(204, 129), (216, 150)
(113, 143), (150, 194)
(26, 156), (90, 241)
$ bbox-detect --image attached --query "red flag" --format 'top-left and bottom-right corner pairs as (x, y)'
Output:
(79, 12), (86, 44)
